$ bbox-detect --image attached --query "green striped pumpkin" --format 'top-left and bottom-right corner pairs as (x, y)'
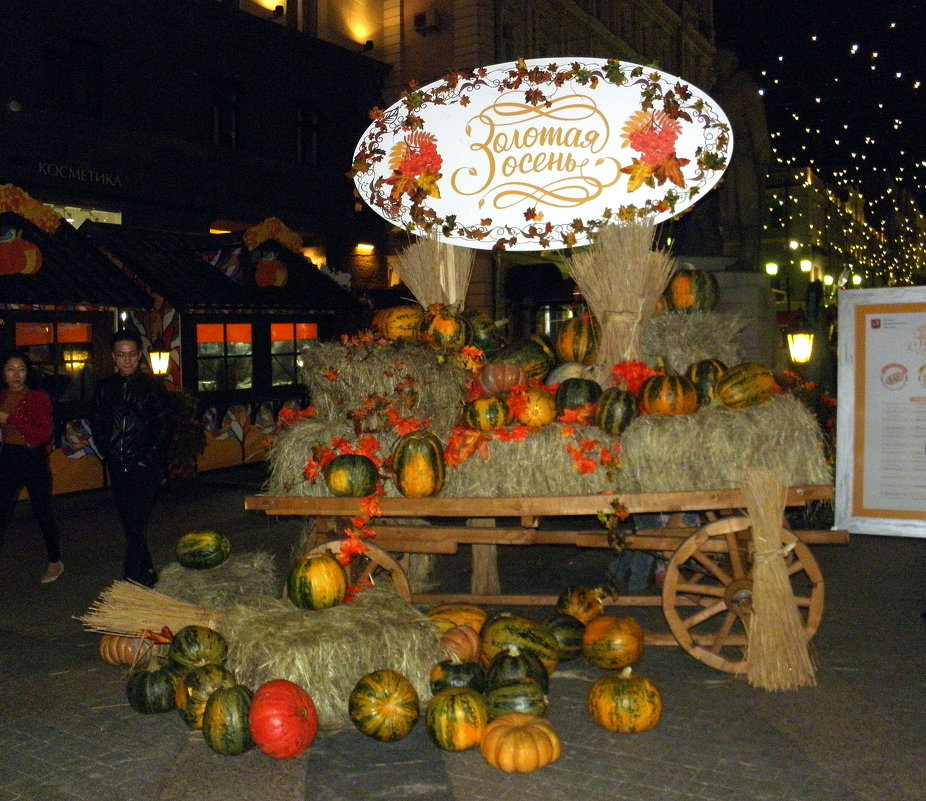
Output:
(202, 684), (254, 755)
(664, 266), (720, 312)
(488, 339), (556, 382)
(392, 430), (445, 498)
(542, 612), (586, 661)
(595, 387), (638, 436)
(371, 305), (424, 341)
(176, 663), (236, 730)
(425, 687), (489, 751)
(168, 625), (228, 670)
(175, 530), (231, 570)
(685, 359), (728, 405)
(287, 552), (347, 610)
(480, 616), (560, 675)
(485, 646), (549, 693)
(418, 304), (470, 350)
(639, 374), (699, 416)
(555, 315), (600, 364)
(486, 678), (548, 719)
(554, 377), (602, 414)
(323, 453), (379, 497)
(462, 396), (511, 431)
(349, 669), (420, 742)
(126, 666), (179, 714)
(429, 657), (486, 694)
(714, 362), (778, 409)
(462, 308), (507, 354)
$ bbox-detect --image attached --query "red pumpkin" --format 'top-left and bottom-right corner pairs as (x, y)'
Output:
(248, 679), (319, 759)
(0, 236), (42, 275)
(254, 258), (288, 287)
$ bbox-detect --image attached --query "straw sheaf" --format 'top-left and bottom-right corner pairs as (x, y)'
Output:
(617, 394), (831, 494)
(302, 340), (469, 432)
(223, 585), (443, 734)
(641, 311), (746, 373)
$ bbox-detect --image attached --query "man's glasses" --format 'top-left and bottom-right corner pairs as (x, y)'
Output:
(114, 351), (140, 359)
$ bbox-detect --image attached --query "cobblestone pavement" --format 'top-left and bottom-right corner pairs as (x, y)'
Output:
(0, 465), (923, 801)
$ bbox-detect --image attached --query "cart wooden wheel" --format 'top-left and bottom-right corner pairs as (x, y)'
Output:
(661, 516), (825, 674)
(309, 540), (412, 602)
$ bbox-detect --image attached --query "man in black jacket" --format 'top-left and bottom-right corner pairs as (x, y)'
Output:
(92, 329), (174, 587)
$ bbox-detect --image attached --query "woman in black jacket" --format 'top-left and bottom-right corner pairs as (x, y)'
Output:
(92, 329), (174, 587)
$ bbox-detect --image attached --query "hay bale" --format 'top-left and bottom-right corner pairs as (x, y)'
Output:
(224, 585), (443, 734)
(155, 552), (279, 607)
(617, 394), (831, 493)
(642, 311), (746, 373)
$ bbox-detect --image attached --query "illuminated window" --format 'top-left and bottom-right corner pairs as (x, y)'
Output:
(15, 320), (95, 403)
(196, 322), (252, 391)
(270, 322), (317, 386)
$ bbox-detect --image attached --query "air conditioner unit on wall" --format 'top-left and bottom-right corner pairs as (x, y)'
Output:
(413, 7), (441, 35)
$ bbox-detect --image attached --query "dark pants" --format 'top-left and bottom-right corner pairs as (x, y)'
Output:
(110, 465), (159, 582)
(0, 444), (62, 562)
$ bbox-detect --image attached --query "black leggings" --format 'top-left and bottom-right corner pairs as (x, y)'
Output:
(0, 444), (62, 562)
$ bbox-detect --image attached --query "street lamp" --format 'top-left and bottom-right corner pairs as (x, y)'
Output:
(786, 324), (815, 364)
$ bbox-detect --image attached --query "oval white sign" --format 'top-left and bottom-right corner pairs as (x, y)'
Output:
(351, 57), (731, 251)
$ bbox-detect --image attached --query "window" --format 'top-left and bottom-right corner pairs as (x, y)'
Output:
(15, 321), (95, 404)
(270, 322), (317, 386)
(196, 323), (252, 391)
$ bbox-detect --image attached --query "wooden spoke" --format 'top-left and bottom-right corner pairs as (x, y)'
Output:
(662, 517), (825, 674)
(309, 540), (412, 602)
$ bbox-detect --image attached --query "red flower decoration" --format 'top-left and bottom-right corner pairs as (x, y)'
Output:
(610, 360), (663, 395)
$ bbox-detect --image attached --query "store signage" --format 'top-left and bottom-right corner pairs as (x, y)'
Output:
(352, 57), (731, 251)
(38, 162), (123, 187)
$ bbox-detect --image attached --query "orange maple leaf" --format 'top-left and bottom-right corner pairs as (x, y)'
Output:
(621, 159), (655, 192)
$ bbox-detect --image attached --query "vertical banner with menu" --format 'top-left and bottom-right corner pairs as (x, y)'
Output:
(836, 286), (926, 537)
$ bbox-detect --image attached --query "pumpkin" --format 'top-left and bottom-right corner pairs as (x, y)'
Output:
(554, 377), (602, 414)
(595, 387), (638, 436)
(425, 687), (489, 751)
(429, 655), (486, 694)
(391, 430), (445, 498)
(0, 236), (42, 275)
(254, 258), (288, 287)
(555, 585), (608, 624)
(587, 666), (662, 733)
(126, 666), (179, 714)
(480, 713), (562, 773)
(426, 603), (488, 632)
(479, 363), (526, 396)
(664, 266), (720, 312)
(582, 615), (644, 670)
(167, 625), (228, 670)
(249, 679), (319, 759)
(462, 308), (507, 354)
(419, 303), (469, 350)
(685, 358), (729, 406)
(555, 315), (601, 364)
(99, 633), (156, 667)
(202, 684), (254, 755)
(542, 612), (586, 661)
(714, 362), (778, 409)
(175, 529), (231, 570)
(176, 663), (236, 729)
(287, 552), (348, 610)
(348, 669), (420, 742)
(486, 677), (548, 719)
(488, 339), (555, 382)
(513, 387), (558, 428)
(544, 361), (595, 385)
(440, 624), (482, 663)
(462, 396), (511, 431)
(323, 453), (379, 497)
(639, 374), (699, 416)
(480, 615), (559, 675)
(371, 305), (424, 341)
(485, 645), (549, 693)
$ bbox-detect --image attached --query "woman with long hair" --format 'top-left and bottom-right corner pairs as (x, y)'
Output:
(0, 349), (64, 583)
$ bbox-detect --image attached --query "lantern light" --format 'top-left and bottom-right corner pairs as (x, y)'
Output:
(149, 350), (171, 375)
(787, 327), (815, 364)
(765, 262), (779, 275)
(799, 259), (813, 272)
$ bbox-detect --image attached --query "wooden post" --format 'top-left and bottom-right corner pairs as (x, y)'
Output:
(468, 518), (500, 595)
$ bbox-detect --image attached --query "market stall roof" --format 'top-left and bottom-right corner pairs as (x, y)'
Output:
(80, 223), (363, 325)
(0, 212), (151, 309)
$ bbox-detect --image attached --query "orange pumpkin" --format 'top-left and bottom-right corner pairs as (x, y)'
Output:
(440, 624), (482, 662)
(99, 634), (158, 666)
(480, 712), (562, 773)
(639, 374), (699, 416)
(427, 603), (488, 632)
(555, 586), (608, 624)
(582, 615), (644, 670)
(371, 305), (424, 341)
(254, 258), (288, 287)
(513, 388), (557, 428)
(587, 666), (662, 733)
(0, 236), (42, 275)
(479, 363), (527, 396)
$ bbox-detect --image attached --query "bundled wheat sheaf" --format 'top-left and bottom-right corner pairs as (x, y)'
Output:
(395, 235), (474, 308)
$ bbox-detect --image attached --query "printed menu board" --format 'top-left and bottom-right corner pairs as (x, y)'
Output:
(836, 287), (926, 537)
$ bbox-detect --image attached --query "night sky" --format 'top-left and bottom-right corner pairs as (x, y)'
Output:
(712, 0), (925, 216)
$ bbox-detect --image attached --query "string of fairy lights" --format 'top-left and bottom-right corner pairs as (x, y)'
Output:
(736, 8), (925, 288)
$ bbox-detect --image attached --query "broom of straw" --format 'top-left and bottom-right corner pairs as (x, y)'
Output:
(76, 580), (223, 638)
(395, 236), (474, 309)
(741, 468), (817, 691)
(566, 221), (676, 386)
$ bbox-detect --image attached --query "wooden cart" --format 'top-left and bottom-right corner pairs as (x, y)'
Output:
(245, 485), (847, 674)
